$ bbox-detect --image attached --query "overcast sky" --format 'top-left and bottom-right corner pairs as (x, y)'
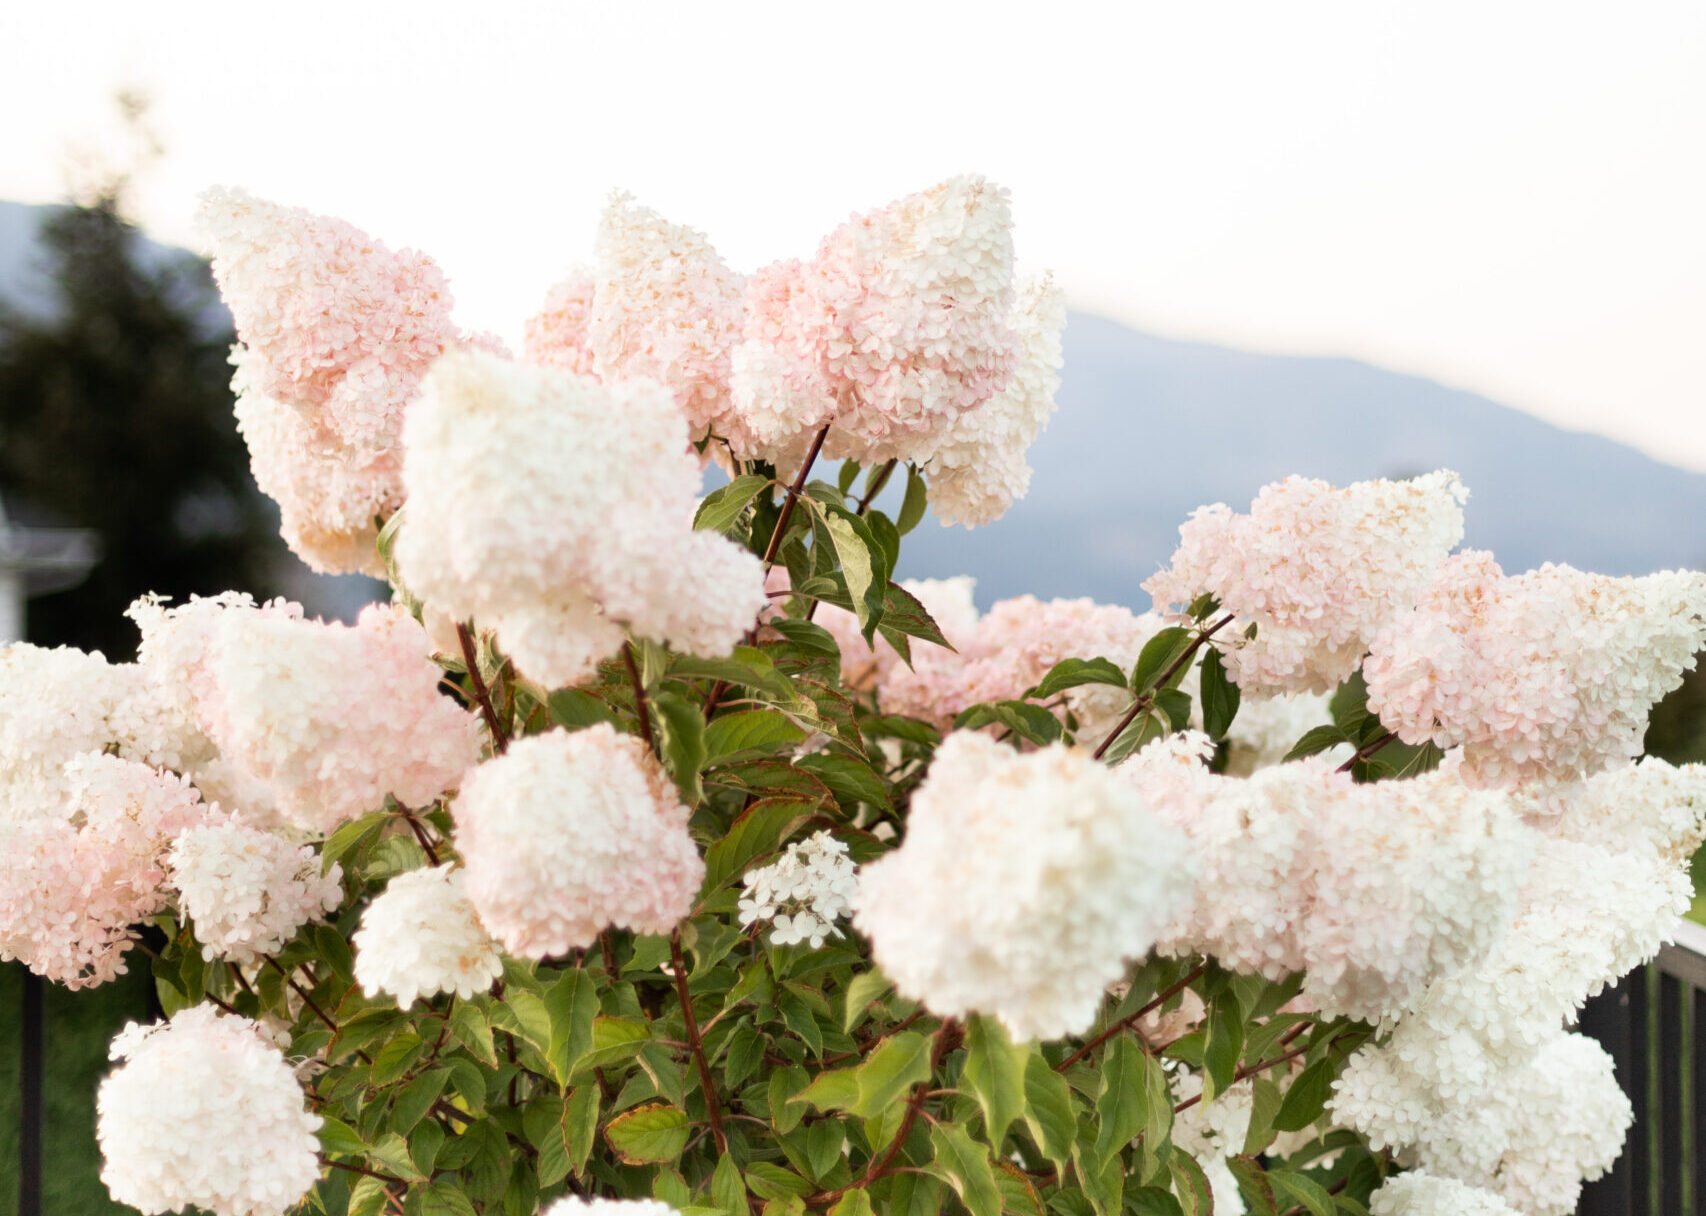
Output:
(3, 2), (1703, 470)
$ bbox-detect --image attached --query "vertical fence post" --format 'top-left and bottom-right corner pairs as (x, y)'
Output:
(1580, 971), (1639, 1215)
(19, 968), (42, 1216)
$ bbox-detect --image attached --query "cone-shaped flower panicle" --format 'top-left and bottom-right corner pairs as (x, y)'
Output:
(167, 819), (344, 963)
(524, 267), (598, 375)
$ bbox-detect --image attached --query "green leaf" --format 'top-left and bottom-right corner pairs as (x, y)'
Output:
(838, 461), (863, 495)
(370, 1033), (425, 1086)
(858, 715), (941, 747)
(866, 511), (901, 578)
(878, 581), (952, 650)
(1168, 1152), (1214, 1216)
(1199, 646), (1241, 740)
(448, 1002), (497, 1067)
(1023, 1053), (1078, 1173)
(706, 708), (810, 762)
(702, 796), (819, 892)
(896, 466), (928, 534)
(795, 752), (891, 811)
(573, 1015), (653, 1075)
(605, 1102), (692, 1164)
(1099, 707), (1168, 765)
(548, 688), (619, 729)
(462, 1121), (510, 1204)
(1329, 670), (1370, 734)
(1268, 1170), (1335, 1216)
(1243, 1076), (1284, 1155)
(961, 1015), (1031, 1147)
(1025, 657), (1129, 700)
(348, 1176), (390, 1216)
(321, 811), (386, 876)
(418, 1178), (478, 1216)
(745, 1162), (814, 1200)
(1093, 1034), (1148, 1164)
(545, 969), (599, 1086)
(842, 971), (893, 1032)
(1284, 724), (1351, 762)
(697, 475), (772, 533)
(1128, 1190), (1183, 1216)
(953, 700), (1063, 746)
(652, 688), (708, 806)
(714, 1153), (749, 1216)
(1131, 626), (1193, 693)
(769, 617), (842, 659)
(816, 504), (888, 641)
(852, 1030), (931, 1117)
(828, 1189), (874, 1216)
(669, 648), (794, 700)
(317, 1115), (369, 1158)
(1153, 687), (1193, 733)
(1202, 999), (1244, 1102)
(496, 989), (552, 1058)
(1274, 1057), (1336, 1132)
(392, 1068), (451, 1135)
(1227, 1157), (1279, 1216)
(368, 1131), (426, 1182)
(564, 1083), (600, 1176)
(928, 1124), (1003, 1216)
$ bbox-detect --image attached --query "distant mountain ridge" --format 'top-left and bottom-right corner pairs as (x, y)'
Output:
(7, 198), (1703, 612)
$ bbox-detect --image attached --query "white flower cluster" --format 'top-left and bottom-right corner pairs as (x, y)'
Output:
(854, 732), (1196, 1041)
(97, 1006), (321, 1216)
(1369, 1172), (1523, 1216)
(452, 725), (705, 957)
(1366, 552), (1706, 789)
(396, 348), (768, 688)
(738, 830), (858, 947)
(1122, 734), (1531, 1021)
(130, 594), (481, 834)
(1144, 471), (1467, 695)
(1329, 760), (1706, 1213)
(1170, 1073), (1254, 1216)
(353, 864), (504, 1008)
(540, 1199), (683, 1216)
(168, 820), (344, 963)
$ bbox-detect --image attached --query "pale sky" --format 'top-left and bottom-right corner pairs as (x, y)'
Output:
(2, 2), (1703, 469)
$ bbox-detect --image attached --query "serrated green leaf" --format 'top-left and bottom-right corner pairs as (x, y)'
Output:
(446, 1002), (496, 1066)
(318, 1115), (368, 1157)
(1284, 724), (1351, 762)
(392, 1068), (451, 1135)
(606, 1102), (691, 1164)
(697, 475), (772, 533)
(1269, 1170), (1335, 1216)
(370, 1032), (425, 1086)
(545, 969), (599, 1086)
(702, 796), (818, 892)
(929, 1124), (1003, 1216)
(548, 688), (619, 729)
(1093, 1034), (1149, 1164)
(817, 506), (886, 642)
(321, 812), (386, 876)
(1025, 657), (1130, 701)
(1274, 1057), (1336, 1132)
(1244, 1076), (1284, 1155)
(842, 970), (893, 1032)
(769, 617), (841, 658)
(1023, 1053), (1078, 1173)
(368, 1131), (426, 1182)
(417, 1177), (477, 1216)
(1100, 707), (1168, 764)
(1128, 1189), (1183, 1216)
(669, 648), (794, 699)
(496, 989), (552, 1057)
(1131, 626), (1193, 693)
(1169, 1152), (1214, 1216)
(962, 1015), (1031, 1147)
(1154, 687), (1193, 732)
(745, 1162), (814, 1199)
(1199, 645), (1241, 740)
(828, 1188), (874, 1216)
(653, 688), (707, 806)
(878, 581), (952, 650)
(1203, 999), (1243, 1102)
(853, 1030), (931, 1117)
(1227, 1156), (1279, 1216)
(795, 752), (891, 810)
(714, 1153), (749, 1216)
(705, 708), (810, 762)
(573, 1015), (652, 1074)
(858, 715), (941, 746)
(953, 700), (1064, 746)
(565, 1083), (600, 1175)
(897, 466), (928, 534)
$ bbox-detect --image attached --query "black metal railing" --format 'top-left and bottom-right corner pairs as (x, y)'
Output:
(1579, 916), (1706, 1215)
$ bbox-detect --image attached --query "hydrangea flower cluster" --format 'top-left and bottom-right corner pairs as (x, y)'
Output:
(168, 820), (344, 963)
(1144, 471), (1468, 695)
(97, 1006), (321, 1216)
(1121, 733), (1531, 1020)
(854, 731), (1195, 1041)
(396, 348), (768, 688)
(197, 188), (462, 574)
(0, 753), (213, 987)
(1369, 1172), (1524, 1216)
(452, 725), (704, 957)
(353, 864), (504, 1008)
(130, 594), (482, 833)
(737, 830), (858, 947)
(1366, 551), (1706, 789)
(540, 1199), (684, 1216)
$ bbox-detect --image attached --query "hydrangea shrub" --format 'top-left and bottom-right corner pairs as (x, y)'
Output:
(2, 174), (1704, 1216)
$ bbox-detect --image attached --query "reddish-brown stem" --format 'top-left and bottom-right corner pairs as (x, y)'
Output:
(853, 459), (898, 516)
(1173, 1027), (1315, 1114)
(670, 930), (727, 1154)
(324, 1159), (406, 1186)
(457, 622), (508, 753)
(1337, 729), (1397, 773)
(205, 991), (240, 1017)
(762, 424), (832, 570)
(399, 806), (442, 867)
(622, 641), (657, 757)
(266, 957), (370, 1064)
(1055, 963), (1207, 1071)
(600, 931), (618, 978)
(1092, 614), (1236, 761)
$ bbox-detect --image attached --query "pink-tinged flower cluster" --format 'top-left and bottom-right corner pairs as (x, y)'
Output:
(397, 349), (768, 688)
(0, 754), (213, 987)
(919, 273), (1066, 527)
(1366, 552), (1706, 789)
(197, 187), (461, 574)
(98, 1006), (322, 1216)
(523, 268), (597, 374)
(1120, 734), (1531, 1021)
(353, 864), (503, 1008)
(452, 725), (704, 957)
(854, 732), (1196, 1041)
(167, 820), (343, 963)
(130, 594), (481, 834)
(1145, 471), (1468, 695)
(583, 194), (747, 443)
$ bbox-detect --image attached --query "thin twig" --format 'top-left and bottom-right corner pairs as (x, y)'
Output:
(1056, 963), (1208, 1071)
(1092, 614), (1236, 761)
(622, 641), (657, 757)
(456, 622), (508, 753)
(762, 424), (832, 569)
(399, 806), (442, 867)
(324, 1159), (407, 1186)
(671, 930), (727, 1154)
(853, 459), (898, 515)
(1337, 729), (1397, 773)
(1173, 1026), (1315, 1114)
(265, 957), (371, 1064)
